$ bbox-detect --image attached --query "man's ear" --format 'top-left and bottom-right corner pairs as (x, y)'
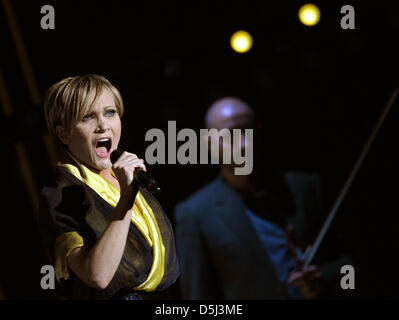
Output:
(56, 126), (70, 145)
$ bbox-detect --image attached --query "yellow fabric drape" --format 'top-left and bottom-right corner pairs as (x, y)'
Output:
(54, 231), (84, 282)
(55, 151), (165, 292)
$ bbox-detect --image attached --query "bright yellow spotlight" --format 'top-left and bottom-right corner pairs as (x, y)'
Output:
(298, 3), (321, 26)
(230, 30), (253, 54)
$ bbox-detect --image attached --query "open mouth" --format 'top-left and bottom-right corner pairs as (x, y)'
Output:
(95, 137), (112, 158)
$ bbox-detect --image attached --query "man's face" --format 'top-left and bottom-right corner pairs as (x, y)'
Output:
(207, 104), (258, 166)
(59, 89), (122, 171)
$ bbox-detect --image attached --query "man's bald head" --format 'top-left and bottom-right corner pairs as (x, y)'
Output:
(205, 97), (256, 130)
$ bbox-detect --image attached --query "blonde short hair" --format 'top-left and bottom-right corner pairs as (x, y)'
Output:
(43, 74), (124, 148)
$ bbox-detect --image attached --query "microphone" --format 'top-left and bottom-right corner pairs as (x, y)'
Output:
(110, 149), (161, 196)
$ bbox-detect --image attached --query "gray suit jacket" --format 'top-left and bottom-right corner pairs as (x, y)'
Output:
(174, 172), (328, 300)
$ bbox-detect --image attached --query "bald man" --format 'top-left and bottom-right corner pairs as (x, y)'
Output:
(174, 97), (352, 299)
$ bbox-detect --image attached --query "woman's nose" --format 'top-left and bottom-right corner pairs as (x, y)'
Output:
(95, 116), (110, 132)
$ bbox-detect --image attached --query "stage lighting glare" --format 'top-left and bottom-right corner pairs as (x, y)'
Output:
(298, 3), (320, 26)
(230, 30), (253, 53)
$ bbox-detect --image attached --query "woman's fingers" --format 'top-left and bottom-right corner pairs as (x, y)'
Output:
(117, 157), (146, 172)
(113, 151), (136, 164)
(112, 152), (147, 198)
(113, 152), (144, 169)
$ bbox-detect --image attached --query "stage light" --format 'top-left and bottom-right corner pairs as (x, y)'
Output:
(298, 3), (321, 26)
(230, 30), (253, 54)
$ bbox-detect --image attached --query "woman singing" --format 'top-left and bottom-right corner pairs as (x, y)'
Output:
(39, 74), (179, 299)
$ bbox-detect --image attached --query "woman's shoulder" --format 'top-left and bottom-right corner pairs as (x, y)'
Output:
(42, 166), (85, 195)
(39, 166), (97, 244)
(40, 166), (91, 219)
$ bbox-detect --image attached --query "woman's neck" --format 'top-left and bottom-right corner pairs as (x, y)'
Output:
(65, 150), (121, 191)
(99, 168), (120, 191)
(82, 160), (121, 192)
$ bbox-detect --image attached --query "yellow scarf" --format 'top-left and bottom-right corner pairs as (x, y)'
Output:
(57, 151), (165, 292)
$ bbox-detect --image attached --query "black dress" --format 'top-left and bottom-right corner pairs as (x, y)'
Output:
(38, 166), (180, 300)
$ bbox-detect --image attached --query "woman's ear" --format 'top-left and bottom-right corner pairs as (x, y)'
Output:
(56, 126), (70, 145)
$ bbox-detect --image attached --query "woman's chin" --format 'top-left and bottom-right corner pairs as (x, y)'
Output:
(95, 158), (112, 170)
(85, 156), (112, 172)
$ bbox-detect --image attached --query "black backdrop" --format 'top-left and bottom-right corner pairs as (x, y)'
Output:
(1, 0), (398, 299)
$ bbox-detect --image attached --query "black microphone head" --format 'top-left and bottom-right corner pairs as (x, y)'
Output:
(110, 149), (124, 164)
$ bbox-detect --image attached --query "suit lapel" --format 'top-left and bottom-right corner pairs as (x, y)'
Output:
(211, 176), (278, 269)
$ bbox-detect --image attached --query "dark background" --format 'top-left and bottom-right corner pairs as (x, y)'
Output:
(0, 0), (398, 299)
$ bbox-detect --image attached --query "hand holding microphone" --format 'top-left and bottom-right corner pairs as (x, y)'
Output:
(110, 149), (161, 197)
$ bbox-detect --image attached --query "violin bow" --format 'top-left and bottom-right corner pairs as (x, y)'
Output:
(302, 88), (398, 268)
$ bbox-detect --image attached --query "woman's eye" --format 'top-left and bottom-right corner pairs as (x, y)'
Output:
(105, 110), (116, 117)
(82, 114), (93, 121)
